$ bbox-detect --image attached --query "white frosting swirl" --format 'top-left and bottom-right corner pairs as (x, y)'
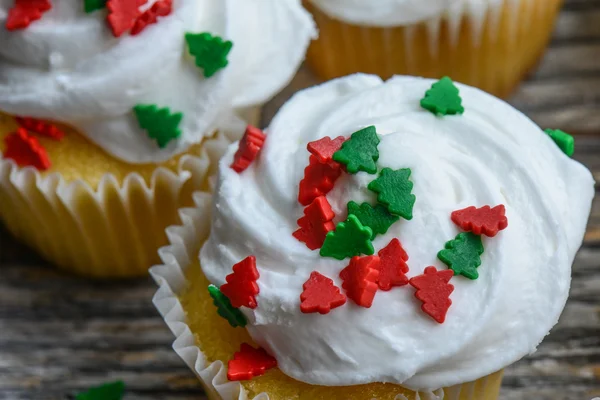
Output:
(308, 0), (506, 27)
(201, 75), (595, 389)
(0, 0), (316, 163)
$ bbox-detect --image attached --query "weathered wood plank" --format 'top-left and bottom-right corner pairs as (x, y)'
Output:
(555, 9), (600, 40)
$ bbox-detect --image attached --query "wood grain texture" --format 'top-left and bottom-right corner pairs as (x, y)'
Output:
(1, 0), (600, 398)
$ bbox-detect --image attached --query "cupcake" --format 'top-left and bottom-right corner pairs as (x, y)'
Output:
(152, 74), (594, 399)
(303, 0), (562, 98)
(0, 0), (316, 277)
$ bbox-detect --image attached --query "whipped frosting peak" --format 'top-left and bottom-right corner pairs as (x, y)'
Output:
(0, 0), (316, 163)
(201, 75), (595, 390)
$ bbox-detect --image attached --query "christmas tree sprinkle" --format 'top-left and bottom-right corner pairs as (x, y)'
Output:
(133, 104), (183, 148)
(84, 0), (106, 13)
(320, 215), (374, 260)
(420, 77), (465, 116)
(377, 238), (410, 291)
(293, 196), (336, 250)
(208, 284), (247, 328)
(340, 255), (380, 308)
(300, 271), (347, 314)
(76, 381), (125, 400)
(220, 256), (260, 309)
(409, 266), (454, 324)
(186, 32), (233, 78)
(438, 232), (484, 280)
(5, 0), (52, 31)
(347, 201), (399, 239)
(544, 128), (575, 157)
(332, 125), (380, 174)
(368, 168), (416, 220)
(451, 205), (508, 237)
(228, 343), (277, 381)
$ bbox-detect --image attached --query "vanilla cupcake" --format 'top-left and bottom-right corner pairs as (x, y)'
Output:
(0, 0), (316, 277)
(303, 0), (562, 98)
(152, 74), (594, 399)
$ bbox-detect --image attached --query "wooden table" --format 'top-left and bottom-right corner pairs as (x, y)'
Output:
(1, 1), (600, 398)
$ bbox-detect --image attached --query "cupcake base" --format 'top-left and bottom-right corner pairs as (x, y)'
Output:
(304, 0), (562, 98)
(0, 111), (256, 278)
(151, 197), (504, 400)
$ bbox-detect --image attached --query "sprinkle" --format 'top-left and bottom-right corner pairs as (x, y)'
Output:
(231, 125), (266, 173)
(84, 0), (106, 13)
(208, 284), (247, 328)
(228, 343), (277, 381)
(298, 155), (342, 206)
(76, 381), (125, 400)
(438, 232), (484, 280)
(5, 0), (52, 31)
(300, 271), (346, 314)
(420, 77), (464, 116)
(307, 136), (346, 166)
(107, 0), (147, 37)
(347, 201), (399, 240)
(409, 266), (454, 324)
(377, 238), (409, 291)
(133, 104), (182, 148)
(185, 32), (233, 78)
(339, 255), (380, 308)
(220, 256), (260, 309)
(545, 128), (575, 157)
(130, 0), (172, 36)
(451, 205), (508, 237)
(332, 126), (380, 174)
(3, 128), (51, 170)
(320, 214), (374, 260)
(293, 196), (335, 251)
(367, 168), (416, 220)
(15, 116), (64, 140)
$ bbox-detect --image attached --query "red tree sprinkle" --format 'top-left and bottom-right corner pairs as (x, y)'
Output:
(231, 125), (267, 173)
(377, 238), (409, 291)
(451, 205), (508, 237)
(220, 256), (260, 309)
(3, 128), (51, 170)
(300, 271), (346, 314)
(15, 116), (64, 140)
(339, 255), (380, 308)
(298, 155), (342, 206)
(130, 0), (172, 36)
(307, 136), (346, 166)
(5, 0), (51, 31)
(409, 266), (454, 324)
(293, 196), (335, 250)
(227, 343), (277, 381)
(107, 0), (147, 37)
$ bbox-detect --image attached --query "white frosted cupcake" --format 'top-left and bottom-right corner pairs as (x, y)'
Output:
(303, 0), (563, 98)
(154, 73), (595, 399)
(0, 0), (316, 277)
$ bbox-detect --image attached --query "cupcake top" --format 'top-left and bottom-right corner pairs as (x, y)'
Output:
(0, 0), (316, 164)
(200, 74), (595, 390)
(308, 0), (503, 27)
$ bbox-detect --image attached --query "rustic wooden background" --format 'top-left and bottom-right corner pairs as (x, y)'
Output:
(1, 0), (600, 399)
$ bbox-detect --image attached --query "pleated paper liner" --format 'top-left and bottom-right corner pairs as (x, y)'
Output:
(150, 196), (504, 400)
(304, 0), (562, 98)
(0, 109), (257, 278)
